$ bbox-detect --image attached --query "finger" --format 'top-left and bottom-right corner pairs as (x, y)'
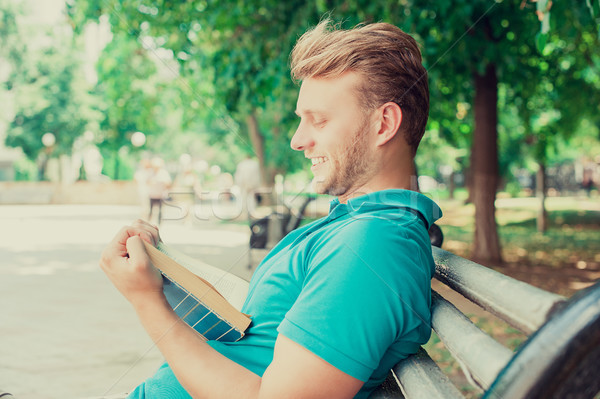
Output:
(132, 219), (160, 244)
(122, 225), (156, 247)
(138, 229), (157, 247)
(133, 218), (156, 229)
(107, 226), (139, 257)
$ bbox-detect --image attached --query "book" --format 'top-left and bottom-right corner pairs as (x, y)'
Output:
(143, 241), (252, 342)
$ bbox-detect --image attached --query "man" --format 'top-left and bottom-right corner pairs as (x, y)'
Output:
(100, 19), (441, 398)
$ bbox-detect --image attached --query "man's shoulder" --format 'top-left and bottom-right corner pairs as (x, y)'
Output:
(311, 215), (428, 266)
(331, 210), (424, 242)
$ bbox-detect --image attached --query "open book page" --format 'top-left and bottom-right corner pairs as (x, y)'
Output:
(155, 242), (249, 311)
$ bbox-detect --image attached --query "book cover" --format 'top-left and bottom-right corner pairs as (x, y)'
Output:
(143, 241), (252, 342)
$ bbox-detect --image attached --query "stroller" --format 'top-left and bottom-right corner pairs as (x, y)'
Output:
(248, 196), (315, 268)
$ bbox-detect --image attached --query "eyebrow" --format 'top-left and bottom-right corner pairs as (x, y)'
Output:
(295, 109), (325, 117)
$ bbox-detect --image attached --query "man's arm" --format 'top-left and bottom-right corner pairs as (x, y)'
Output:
(262, 335), (364, 398)
(100, 220), (363, 399)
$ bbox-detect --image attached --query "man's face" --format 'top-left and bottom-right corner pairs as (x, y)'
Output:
(291, 73), (377, 198)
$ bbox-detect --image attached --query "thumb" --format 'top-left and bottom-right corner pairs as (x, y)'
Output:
(126, 235), (149, 263)
(125, 235), (162, 282)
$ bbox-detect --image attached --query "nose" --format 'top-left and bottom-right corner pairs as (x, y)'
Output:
(290, 121), (313, 151)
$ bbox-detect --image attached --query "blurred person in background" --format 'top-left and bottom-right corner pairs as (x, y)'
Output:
(146, 157), (172, 225)
(234, 155), (262, 217)
(134, 158), (153, 218)
(173, 161), (201, 225)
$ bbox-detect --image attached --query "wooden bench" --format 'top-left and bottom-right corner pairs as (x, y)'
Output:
(371, 247), (600, 399)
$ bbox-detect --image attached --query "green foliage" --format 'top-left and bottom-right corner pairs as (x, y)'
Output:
(403, 1), (600, 188)
(6, 45), (92, 158)
(12, 156), (37, 181)
(148, 129), (246, 175)
(1, 0), (103, 183)
(67, 0), (317, 182)
(2, 6), (99, 170)
(65, 0), (599, 183)
(585, 0), (600, 30)
(29, 0), (589, 196)
(0, 0), (24, 88)
(93, 30), (164, 179)
(510, 2), (600, 168)
(0, 1), (18, 64)
(99, 148), (136, 180)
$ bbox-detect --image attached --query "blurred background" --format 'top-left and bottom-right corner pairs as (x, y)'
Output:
(0, 0), (599, 398)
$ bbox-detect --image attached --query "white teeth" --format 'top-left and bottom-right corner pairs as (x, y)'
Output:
(311, 157), (327, 166)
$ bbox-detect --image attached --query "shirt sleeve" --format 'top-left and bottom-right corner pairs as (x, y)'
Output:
(277, 218), (433, 381)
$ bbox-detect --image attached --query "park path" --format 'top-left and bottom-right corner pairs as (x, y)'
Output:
(0, 204), (252, 399)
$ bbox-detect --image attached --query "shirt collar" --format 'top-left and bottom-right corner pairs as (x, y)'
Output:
(328, 189), (442, 226)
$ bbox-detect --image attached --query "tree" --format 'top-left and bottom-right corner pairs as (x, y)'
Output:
(93, 31), (163, 179)
(513, 2), (600, 232)
(393, 0), (599, 262)
(0, 0), (22, 83)
(68, 0), (315, 188)
(6, 47), (91, 154)
(2, 7), (97, 181)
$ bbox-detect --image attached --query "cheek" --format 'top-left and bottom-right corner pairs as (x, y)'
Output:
(322, 124), (352, 152)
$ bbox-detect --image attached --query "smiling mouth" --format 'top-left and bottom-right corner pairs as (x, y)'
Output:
(310, 157), (328, 166)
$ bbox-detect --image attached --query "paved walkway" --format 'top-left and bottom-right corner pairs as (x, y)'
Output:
(0, 204), (254, 399)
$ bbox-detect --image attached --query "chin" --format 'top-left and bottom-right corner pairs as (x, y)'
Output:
(311, 178), (330, 195)
(315, 182), (349, 197)
(311, 180), (326, 195)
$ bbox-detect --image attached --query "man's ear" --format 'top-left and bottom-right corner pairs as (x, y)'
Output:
(375, 102), (402, 147)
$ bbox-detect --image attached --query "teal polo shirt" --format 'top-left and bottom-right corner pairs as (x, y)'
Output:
(128, 189), (442, 398)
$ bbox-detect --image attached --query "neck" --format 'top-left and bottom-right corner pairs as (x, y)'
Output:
(337, 155), (416, 204)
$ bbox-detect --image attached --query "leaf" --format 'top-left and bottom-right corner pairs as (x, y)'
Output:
(536, 32), (547, 53)
(587, 0), (600, 17)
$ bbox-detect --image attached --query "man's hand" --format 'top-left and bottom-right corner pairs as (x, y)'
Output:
(100, 219), (164, 307)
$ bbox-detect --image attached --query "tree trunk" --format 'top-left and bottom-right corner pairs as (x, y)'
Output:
(113, 153), (120, 180)
(38, 154), (49, 181)
(536, 162), (548, 233)
(472, 64), (503, 263)
(246, 111), (267, 186)
(464, 145), (474, 204)
(449, 171), (455, 199)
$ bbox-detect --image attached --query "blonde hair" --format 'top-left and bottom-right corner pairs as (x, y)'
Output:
(291, 19), (429, 152)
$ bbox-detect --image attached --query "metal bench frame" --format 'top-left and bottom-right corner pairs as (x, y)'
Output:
(372, 247), (600, 399)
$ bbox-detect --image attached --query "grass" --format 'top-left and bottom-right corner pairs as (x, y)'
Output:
(438, 195), (600, 274)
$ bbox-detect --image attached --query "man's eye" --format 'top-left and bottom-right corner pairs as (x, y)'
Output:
(313, 120), (327, 127)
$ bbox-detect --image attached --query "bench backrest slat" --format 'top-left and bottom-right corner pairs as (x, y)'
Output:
(393, 348), (464, 399)
(432, 247), (565, 334)
(431, 291), (514, 390)
(483, 281), (600, 398)
(380, 246), (599, 398)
